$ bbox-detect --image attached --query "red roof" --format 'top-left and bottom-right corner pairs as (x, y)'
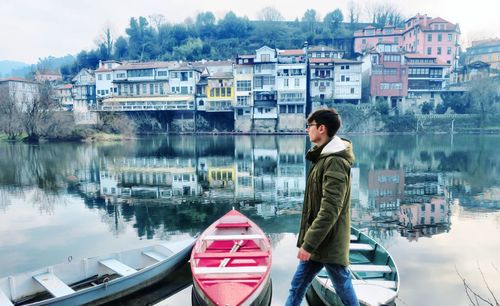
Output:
(0, 77), (35, 83)
(309, 58), (334, 63)
(279, 49), (305, 56)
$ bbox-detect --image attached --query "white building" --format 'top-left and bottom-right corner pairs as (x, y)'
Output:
(0, 78), (39, 112)
(95, 60), (121, 98)
(253, 46), (278, 132)
(72, 69), (97, 124)
(53, 83), (74, 111)
(333, 59), (362, 104)
(276, 49), (307, 131)
(234, 55), (255, 132)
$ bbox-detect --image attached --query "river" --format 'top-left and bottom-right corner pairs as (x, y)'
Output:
(0, 134), (499, 306)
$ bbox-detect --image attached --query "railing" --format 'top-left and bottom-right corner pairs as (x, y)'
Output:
(95, 101), (194, 112)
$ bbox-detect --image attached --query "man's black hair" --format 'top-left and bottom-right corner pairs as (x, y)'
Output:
(307, 108), (341, 137)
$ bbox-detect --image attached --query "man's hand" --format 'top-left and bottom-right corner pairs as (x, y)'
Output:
(297, 247), (311, 261)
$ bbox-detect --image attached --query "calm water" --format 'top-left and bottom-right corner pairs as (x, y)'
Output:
(1, 134), (499, 306)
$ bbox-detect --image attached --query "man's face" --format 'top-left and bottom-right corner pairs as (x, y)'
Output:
(306, 121), (322, 143)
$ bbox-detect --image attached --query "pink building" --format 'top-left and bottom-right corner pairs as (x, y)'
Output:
(361, 43), (408, 108)
(354, 14), (460, 77)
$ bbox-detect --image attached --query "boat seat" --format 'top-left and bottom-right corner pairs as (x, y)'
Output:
(143, 250), (169, 262)
(349, 264), (392, 273)
(194, 251), (269, 259)
(349, 243), (374, 251)
(33, 273), (75, 298)
(202, 234), (264, 241)
(355, 284), (397, 305)
(350, 234), (358, 241)
(216, 222), (250, 229)
(352, 279), (397, 289)
(0, 289), (13, 306)
(193, 266), (268, 275)
(99, 259), (137, 276)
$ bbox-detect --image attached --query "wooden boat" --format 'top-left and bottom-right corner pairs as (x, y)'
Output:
(0, 239), (195, 306)
(306, 227), (399, 306)
(190, 209), (272, 306)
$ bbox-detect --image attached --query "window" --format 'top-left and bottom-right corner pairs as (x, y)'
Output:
(157, 71), (168, 77)
(438, 34), (442, 42)
(350, 88), (355, 94)
(448, 34), (453, 41)
(383, 54), (401, 62)
(129, 84), (134, 94)
(447, 47), (452, 55)
(237, 96), (249, 105)
(180, 72), (188, 81)
(129, 69), (154, 78)
(237, 80), (251, 91)
(427, 34), (432, 42)
(227, 88), (231, 96)
(284, 79), (289, 87)
(116, 73), (126, 78)
(149, 84), (154, 94)
(106, 74), (111, 80)
(341, 75), (345, 82)
(437, 47), (442, 55)
(136, 84), (140, 94)
(261, 54), (270, 62)
(189, 71), (193, 78)
(427, 47), (432, 55)
(98, 74), (102, 80)
(142, 84), (147, 93)
(280, 105), (287, 113)
(394, 37), (399, 44)
(171, 72), (178, 79)
(294, 78), (300, 87)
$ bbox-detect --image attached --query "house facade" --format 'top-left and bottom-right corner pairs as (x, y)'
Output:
(354, 14), (460, 80)
(361, 43), (408, 110)
(234, 55), (255, 132)
(465, 38), (500, 71)
(405, 54), (449, 112)
(253, 46), (278, 132)
(72, 69), (97, 124)
(276, 49), (307, 132)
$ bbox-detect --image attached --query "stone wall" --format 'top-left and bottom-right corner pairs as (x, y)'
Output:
(235, 116), (252, 132)
(253, 119), (277, 132)
(278, 114), (306, 132)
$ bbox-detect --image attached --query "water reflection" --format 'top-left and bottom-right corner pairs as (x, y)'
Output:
(1, 135), (500, 305)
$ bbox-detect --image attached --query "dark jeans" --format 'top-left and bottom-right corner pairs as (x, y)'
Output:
(285, 259), (360, 306)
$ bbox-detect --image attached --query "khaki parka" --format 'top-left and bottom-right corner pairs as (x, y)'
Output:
(297, 136), (355, 266)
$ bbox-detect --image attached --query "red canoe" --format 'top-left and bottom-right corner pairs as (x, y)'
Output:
(190, 210), (272, 306)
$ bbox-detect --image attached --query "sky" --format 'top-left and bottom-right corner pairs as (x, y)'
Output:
(1, 0), (499, 64)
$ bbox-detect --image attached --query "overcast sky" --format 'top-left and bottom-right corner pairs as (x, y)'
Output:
(1, 0), (499, 64)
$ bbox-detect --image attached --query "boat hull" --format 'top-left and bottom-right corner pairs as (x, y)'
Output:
(1, 240), (194, 306)
(306, 227), (399, 306)
(190, 210), (272, 306)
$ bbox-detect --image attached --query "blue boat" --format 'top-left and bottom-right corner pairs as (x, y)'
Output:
(306, 227), (399, 306)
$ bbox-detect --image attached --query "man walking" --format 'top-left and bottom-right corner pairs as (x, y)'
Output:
(285, 109), (359, 306)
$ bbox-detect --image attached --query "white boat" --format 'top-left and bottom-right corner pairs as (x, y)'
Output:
(306, 227), (400, 306)
(0, 239), (195, 306)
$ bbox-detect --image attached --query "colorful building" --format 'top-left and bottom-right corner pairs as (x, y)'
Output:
(361, 43), (408, 109)
(465, 38), (500, 71)
(354, 14), (460, 80)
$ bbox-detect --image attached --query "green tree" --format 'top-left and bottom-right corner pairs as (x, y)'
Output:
(302, 9), (318, 36)
(323, 9), (344, 34)
(114, 36), (129, 59)
(218, 11), (251, 39)
(195, 12), (216, 39)
(468, 78), (500, 124)
(421, 101), (434, 114)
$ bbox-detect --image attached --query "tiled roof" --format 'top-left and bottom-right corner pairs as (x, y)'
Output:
(116, 61), (172, 70)
(209, 72), (233, 78)
(238, 54), (256, 59)
(279, 49), (305, 56)
(0, 77), (36, 83)
(309, 58), (334, 63)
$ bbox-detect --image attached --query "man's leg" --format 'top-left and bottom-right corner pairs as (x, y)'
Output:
(324, 263), (360, 306)
(285, 260), (324, 306)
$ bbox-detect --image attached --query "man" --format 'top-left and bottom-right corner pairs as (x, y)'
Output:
(285, 109), (359, 306)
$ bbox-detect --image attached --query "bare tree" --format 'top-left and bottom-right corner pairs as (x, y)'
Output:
(0, 87), (23, 139)
(456, 265), (500, 306)
(468, 78), (500, 125)
(148, 13), (166, 30)
(94, 23), (115, 58)
(257, 6), (284, 21)
(347, 0), (360, 29)
(23, 82), (61, 142)
(365, 2), (405, 27)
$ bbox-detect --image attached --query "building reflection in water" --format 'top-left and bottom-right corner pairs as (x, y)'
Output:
(66, 135), (500, 242)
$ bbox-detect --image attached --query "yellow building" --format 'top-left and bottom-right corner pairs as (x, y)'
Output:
(206, 72), (235, 112)
(466, 38), (500, 71)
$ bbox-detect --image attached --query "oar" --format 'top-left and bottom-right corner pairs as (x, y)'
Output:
(219, 239), (244, 267)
